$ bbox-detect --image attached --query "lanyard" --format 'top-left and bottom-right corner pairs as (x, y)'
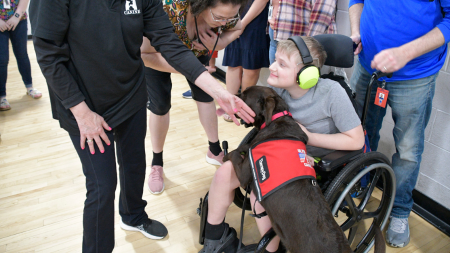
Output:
(194, 17), (220, 66)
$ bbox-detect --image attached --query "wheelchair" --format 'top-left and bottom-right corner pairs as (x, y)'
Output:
(197, 34), (396, 253)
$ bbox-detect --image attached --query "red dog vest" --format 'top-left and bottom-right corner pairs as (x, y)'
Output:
(249, 138), (316, 202)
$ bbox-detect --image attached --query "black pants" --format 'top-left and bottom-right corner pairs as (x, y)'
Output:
(69, 107), (148, 253)
(145, 55), (213, 115)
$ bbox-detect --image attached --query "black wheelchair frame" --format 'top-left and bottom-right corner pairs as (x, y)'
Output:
(197, 34), (397, 253)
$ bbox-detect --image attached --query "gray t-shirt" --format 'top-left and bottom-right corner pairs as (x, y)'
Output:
(271, 78), (361, 157)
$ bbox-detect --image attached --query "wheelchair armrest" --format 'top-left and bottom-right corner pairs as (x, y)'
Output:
(316, 149), (363, 172)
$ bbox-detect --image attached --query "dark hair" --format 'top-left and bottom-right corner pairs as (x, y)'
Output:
(189, 0), (248, 17)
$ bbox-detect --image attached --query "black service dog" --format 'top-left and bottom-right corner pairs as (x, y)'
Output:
(224, 86), (385, 253)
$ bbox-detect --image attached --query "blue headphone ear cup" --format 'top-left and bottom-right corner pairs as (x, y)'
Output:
(297, 65), (320, 89)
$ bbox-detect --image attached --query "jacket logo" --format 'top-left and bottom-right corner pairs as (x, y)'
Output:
(298, 149), (306, 162)
(124, 0), (141, 15)
(256, 156), (270, 183)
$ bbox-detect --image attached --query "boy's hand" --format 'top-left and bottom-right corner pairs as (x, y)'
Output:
(306, 155), (315, 166)
(297, 122), (311, 137)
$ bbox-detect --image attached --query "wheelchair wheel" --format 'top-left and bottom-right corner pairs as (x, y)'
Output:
(232, 128), (258, 211)
(324, 151), (396, 253)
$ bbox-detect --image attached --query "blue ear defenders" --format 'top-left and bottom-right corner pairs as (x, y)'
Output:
(288, 36), (320, 89)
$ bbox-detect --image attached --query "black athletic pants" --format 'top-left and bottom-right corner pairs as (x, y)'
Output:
(69, 107), (148, 253)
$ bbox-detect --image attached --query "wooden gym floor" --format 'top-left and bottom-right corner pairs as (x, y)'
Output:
(0, 41), (449, 252)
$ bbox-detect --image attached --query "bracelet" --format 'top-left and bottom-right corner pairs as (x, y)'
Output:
(14, 13), (20, 18)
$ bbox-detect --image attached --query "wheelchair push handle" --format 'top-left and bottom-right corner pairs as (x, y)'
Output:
(222, 141), (228, 156)
(372, 70), (393, 79)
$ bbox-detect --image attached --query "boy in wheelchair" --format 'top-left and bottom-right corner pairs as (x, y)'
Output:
(200, 37), (365, 253)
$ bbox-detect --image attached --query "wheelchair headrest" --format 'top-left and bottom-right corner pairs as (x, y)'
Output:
(312, 34), (354, 68)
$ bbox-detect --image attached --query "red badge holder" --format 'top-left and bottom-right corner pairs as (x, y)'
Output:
(374, 80), (389, 108)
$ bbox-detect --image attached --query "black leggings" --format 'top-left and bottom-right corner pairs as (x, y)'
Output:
(145, 55), (213, 115)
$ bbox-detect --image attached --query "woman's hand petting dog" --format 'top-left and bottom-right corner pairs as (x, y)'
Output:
(215, 100), (255, 126)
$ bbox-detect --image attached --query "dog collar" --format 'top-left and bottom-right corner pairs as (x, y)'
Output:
(260, 111), (292, 130)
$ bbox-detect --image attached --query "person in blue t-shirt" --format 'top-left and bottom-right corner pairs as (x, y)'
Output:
(349, 0), (450, 248)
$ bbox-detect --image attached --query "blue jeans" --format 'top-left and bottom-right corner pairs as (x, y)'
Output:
(0, 20), (32, 97)
(268, 26), (278, 65)
(350, 60), (437, 218)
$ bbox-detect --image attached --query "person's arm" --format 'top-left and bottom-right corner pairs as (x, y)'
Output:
(268, 0), (279, 29)
(141, 52), (180, 73)
(298, 123), (365, 151)
(371, 28), (445, 73)
(6, 0), (30, 30)
(140, 37), (180, 73)
(30, 0), (110, 154)
(371, 4), (450, 73)
(349, 1), (364, 55)
(33, 38), (85, 108)
(142, 0), (206, 80)
(33, 37), (112, 153)
(142, 0), (255, 124)
(298, 82), (364, 151)
(241, 0), (269, 31)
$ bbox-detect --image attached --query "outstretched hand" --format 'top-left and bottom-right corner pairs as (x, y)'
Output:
(215, 91), (255, 126)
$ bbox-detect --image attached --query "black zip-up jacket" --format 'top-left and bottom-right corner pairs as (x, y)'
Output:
(29, 0), (206, 135)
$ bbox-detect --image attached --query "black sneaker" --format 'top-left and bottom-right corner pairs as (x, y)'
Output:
(199, 223), (241, 253)
(120, 219), (168, 239)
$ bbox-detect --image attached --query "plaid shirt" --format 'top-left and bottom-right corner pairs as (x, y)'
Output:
(273, 0), (336, 41)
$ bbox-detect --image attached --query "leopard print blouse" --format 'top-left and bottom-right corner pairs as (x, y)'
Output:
(163, 0), (238, 57)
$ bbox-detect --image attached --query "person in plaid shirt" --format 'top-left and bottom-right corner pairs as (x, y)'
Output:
(268, 0), (336, 64)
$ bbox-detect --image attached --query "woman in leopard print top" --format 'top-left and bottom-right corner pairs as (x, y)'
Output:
(140, 0), (248, 195)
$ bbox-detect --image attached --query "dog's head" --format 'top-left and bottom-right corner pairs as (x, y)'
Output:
(238, 86), (290, 130)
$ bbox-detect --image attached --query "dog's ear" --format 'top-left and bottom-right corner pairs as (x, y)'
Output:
(263, 96), (276, 127)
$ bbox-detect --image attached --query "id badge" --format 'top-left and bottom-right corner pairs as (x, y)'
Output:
(268, 5), (273, 20)
(3, 0), (11, 9)
(374, 87), (389, 108)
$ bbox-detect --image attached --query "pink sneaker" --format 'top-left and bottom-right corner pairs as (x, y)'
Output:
(148, 165), (164, 194)
(206, 150), (224, 166)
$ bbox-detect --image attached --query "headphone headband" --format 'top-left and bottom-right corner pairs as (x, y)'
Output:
(288, 36), (313, 65)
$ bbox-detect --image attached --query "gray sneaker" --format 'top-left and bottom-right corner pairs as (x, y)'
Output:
(0, 98), (11, 111)
(386, 217), (410, 248)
